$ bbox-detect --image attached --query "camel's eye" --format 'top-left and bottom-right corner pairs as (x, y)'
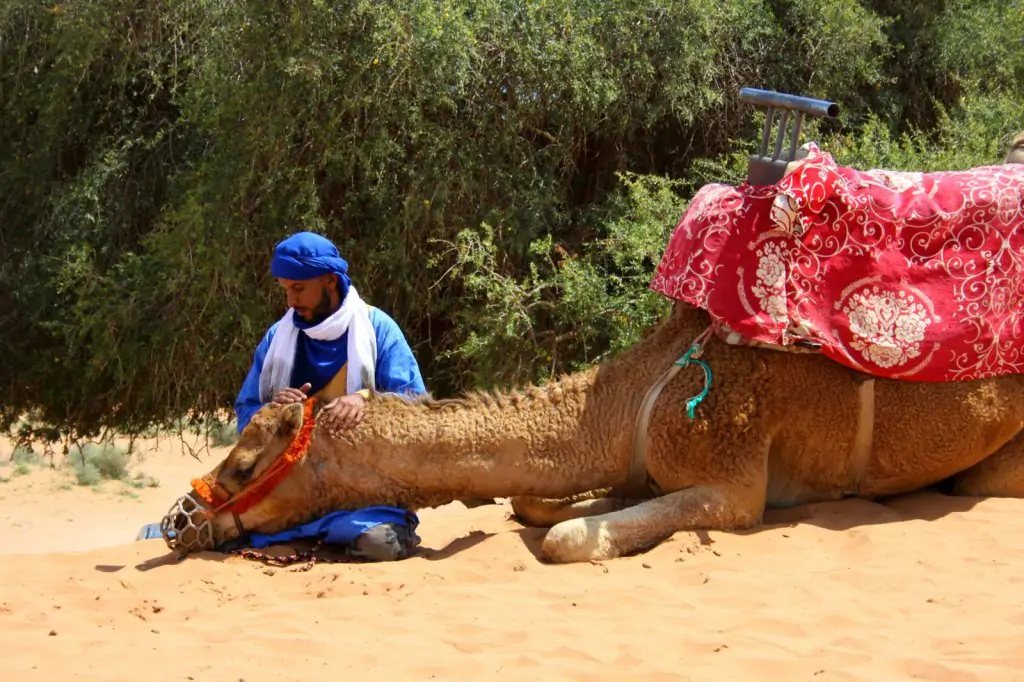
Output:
(225, 449), (260, 486)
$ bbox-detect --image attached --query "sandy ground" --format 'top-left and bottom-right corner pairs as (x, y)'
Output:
(2, 435), (1024, 682)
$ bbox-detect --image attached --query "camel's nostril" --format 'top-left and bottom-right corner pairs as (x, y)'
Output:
(163, 514), (187, 541)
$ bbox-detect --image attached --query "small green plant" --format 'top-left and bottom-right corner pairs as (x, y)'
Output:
(11, 444), (41, 466)
(73, 460), (102, 486)
(68, 442), (130, 486)
(210, 422), (239, 448)
(4, 445), (38, 478)
(197, 418), (239, 448)
(128, 472), (160, 489)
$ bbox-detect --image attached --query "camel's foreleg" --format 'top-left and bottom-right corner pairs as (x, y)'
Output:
(951, 428), (1024, 497)
(511, 489), (645, 527)
(539, 485), (763, 563)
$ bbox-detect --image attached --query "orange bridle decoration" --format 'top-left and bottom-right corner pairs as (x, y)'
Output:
(191, 398), (318, 516)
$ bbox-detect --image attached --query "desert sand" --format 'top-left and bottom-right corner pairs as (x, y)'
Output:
(2, 434), (1023, 682)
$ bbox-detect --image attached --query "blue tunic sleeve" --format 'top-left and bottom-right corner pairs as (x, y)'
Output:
(370, 308), (427, 396)
(233, 324), (278, 433)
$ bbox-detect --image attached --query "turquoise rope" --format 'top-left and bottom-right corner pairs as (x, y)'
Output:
(674, 344), (713, 419)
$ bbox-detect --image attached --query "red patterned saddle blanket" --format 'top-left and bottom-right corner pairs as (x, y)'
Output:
(650, 144), (1024, 381)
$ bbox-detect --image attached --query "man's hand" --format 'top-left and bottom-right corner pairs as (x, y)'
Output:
(322, 393), (367, 432)
(272, 382), (312, 406)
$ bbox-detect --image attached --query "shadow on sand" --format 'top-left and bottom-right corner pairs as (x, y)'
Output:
(415, 529), (494, 561)
(503, 487), (989, 561)
(114, 484), (992, 573)
(117, 526), (501, 573)
(757, 487), (986, 536)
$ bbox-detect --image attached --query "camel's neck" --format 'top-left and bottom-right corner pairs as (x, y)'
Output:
(313, 302), (710, 510)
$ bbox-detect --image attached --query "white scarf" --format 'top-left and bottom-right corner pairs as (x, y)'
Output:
(258, 286), (377, 403)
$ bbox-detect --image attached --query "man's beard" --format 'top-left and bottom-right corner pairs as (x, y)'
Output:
(299, 287), (335, 324)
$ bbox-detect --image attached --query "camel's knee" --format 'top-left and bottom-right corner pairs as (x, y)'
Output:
(511, 491), (630, 527)
(510, 496), (562, 526)
(952, 431), (1024, 498)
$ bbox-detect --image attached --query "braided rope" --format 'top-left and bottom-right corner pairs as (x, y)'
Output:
(674, 326), (715, 419)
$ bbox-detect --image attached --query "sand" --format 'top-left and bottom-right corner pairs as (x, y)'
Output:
(2, 435), (1023, 682)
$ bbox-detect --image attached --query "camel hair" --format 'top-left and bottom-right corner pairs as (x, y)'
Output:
(185, 299), (1024, 564)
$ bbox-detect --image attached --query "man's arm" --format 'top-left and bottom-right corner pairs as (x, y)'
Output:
(369, 308), (427, 396)
(233, 326), (277, 433)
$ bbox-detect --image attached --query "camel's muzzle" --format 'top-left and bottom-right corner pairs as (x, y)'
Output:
(159, 492), (215, 557)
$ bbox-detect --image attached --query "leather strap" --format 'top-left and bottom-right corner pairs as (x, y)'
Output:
(614, 362), (682, 498)
(849, 378), (876, 488)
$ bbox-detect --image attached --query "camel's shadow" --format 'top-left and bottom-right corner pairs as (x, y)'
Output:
(757, 487), (986, 535)
(505, 487), (989, 562)
(414, 529), (495, 561)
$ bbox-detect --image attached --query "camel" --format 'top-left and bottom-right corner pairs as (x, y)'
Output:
(166, 297), (1024, 564)
(1007, 131), (1024, 164)
(161, 125), (1024, 564)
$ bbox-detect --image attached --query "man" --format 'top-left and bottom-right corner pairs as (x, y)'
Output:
(138, 232), (426, 561)
(236, 231), (427, 560)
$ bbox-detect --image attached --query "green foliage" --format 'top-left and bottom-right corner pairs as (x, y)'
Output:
(820, 90), (1024, 171)
(0, 0), (1021, 438)
(433, 172), (684, 386)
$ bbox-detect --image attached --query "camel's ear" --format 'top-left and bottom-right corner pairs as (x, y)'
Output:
(278, 402), (305, 437)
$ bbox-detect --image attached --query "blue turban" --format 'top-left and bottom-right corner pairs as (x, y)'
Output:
(270, 231), (352, 295)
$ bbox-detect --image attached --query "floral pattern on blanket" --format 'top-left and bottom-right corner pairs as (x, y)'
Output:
(650, 143), (1024, 381)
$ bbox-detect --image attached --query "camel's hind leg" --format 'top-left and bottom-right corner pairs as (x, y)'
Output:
(511, 488), (646, 527)
(540, 484), (763, 564)
(950, 429), (1024, 498)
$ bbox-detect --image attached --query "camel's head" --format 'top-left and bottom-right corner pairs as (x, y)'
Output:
(160, 400), (318, 557)
(1006, 131), (1024, 164)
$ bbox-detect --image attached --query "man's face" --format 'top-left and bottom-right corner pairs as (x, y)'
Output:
(278, 275), (336, 323)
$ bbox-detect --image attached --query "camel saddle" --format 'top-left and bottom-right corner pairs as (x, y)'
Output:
(650, 143), (1024, 383)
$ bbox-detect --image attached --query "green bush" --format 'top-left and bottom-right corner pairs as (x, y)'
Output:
(0, 1), (1020, 439)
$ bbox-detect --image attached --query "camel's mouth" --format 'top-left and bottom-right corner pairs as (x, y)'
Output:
(159, 492), (216, 557)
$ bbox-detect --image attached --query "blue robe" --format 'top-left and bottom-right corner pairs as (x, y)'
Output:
(247, 507), (418, 549)
(234, 306), (427, 432)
